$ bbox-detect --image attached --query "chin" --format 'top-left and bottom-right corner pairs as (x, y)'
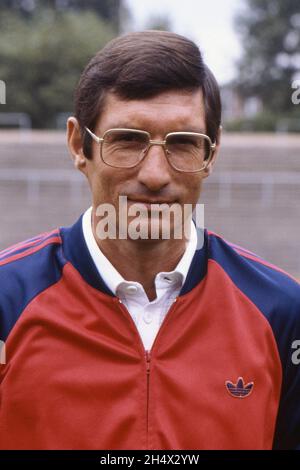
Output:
(124, 215), (185, 242)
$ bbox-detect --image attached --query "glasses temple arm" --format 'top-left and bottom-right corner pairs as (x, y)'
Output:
(84, 127), (103, 144)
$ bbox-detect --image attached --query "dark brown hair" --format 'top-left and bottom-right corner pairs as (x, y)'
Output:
(74, 30), (221, 158)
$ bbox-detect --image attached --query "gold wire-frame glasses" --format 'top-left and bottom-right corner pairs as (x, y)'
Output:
(85, 126), (216, 173)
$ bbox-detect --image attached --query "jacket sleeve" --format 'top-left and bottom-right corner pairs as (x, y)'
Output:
(272, 299), (300, 449)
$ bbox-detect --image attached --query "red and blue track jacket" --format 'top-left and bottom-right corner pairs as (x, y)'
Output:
(0, 212), (300, 449)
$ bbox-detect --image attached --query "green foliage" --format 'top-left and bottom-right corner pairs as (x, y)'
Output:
(144, 15), (172, 32)
(1, 0), (123, 29)
(225, 111), (279, 132)
(0, 8), (116, 127)
(225, 109), (300, 132)
(235, 0), (300, 114)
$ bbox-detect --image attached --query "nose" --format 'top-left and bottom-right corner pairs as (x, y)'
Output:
(136, 143), (172, 191)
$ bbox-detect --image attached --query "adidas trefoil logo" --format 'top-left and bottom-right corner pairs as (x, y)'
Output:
(225, 376), (254, 398)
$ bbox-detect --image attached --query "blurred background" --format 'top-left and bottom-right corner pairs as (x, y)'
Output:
(0, 0), (299, 276)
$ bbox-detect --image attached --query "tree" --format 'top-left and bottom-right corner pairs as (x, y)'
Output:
(0, 8), (116, 127)
(1, 0), (126, 32)
(144, 15), (172, 32)
(235, 0), (300, 114)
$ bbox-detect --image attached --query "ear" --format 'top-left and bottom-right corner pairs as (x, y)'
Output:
(202, 125), (222, 178)
(67, 117), (87, 175)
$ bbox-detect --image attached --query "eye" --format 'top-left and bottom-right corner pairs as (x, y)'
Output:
(108, 132), (134, 143)
(167, 135), (200, 146)
(107, 131), (147, 144)
(118, 133), (136, 141)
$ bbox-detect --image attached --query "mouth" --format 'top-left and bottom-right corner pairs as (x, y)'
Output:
(127, 198), (178, 210)
(127, 195), (178, 204)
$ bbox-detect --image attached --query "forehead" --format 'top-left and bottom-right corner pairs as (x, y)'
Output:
(96, 89), (206, 134)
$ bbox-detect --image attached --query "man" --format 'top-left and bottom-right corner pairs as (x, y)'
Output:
(0, 30), (300, 450)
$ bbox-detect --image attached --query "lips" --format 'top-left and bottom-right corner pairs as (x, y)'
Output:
(127, 197), (177, 205)
(128, 198), (177, 211)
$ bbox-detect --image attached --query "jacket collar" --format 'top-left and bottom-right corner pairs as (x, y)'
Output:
(60, 212), (208, 298)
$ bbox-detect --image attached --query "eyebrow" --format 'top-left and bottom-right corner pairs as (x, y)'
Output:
(101, 122), (207, 134)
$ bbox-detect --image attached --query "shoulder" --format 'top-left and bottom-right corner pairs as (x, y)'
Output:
(206, 230), (300, 339)
(207, 229), (300, 292)
(0, 228), (64, 275)
(0, 228), (66, 341)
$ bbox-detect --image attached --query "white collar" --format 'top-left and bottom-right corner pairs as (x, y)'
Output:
(82, 206), (197, 295)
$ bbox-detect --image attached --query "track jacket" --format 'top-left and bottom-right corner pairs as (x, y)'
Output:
(0, 212), (300, 449)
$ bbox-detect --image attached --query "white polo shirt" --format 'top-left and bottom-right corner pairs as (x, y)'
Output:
(82, 206), (197, 351)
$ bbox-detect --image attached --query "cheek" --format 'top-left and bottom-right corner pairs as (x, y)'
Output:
(88, 164), (128, 205)
(181, 175), (203, 203)
(85, 159), (109, 201)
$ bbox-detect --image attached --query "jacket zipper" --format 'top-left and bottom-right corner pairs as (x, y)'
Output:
(115, 297), (178, 448)
(145, 349), (151, 444)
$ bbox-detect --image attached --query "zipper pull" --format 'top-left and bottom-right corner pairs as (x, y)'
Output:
(145, 350), (151, 374)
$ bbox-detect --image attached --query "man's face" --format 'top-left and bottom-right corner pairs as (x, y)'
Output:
(71, 88), (219, 240)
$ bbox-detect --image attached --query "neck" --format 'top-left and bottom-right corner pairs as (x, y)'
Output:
(92, 214), (187, 301)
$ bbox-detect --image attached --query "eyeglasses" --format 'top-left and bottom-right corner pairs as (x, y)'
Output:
(85, 127), (216, 173)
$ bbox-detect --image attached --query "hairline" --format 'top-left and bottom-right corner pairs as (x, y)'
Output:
(91, 86), (207, 136)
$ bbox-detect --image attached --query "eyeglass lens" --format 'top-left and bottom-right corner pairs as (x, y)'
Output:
(101, 129), (210, 171)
